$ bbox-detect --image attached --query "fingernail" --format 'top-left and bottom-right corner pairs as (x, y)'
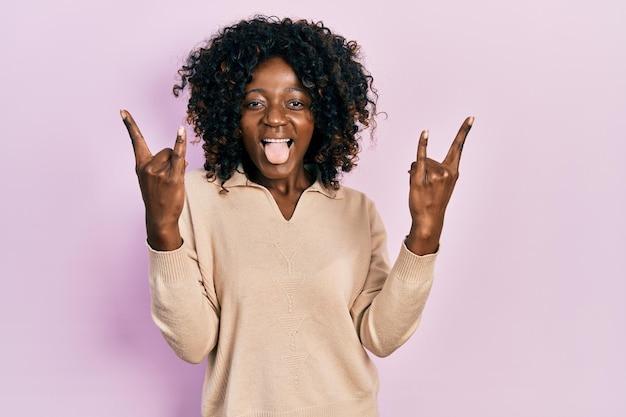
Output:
(468, 116), (474, 126)
(120, 109), (127, 120)
(177, 126), (185, 136)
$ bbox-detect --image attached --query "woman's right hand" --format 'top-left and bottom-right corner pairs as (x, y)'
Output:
(121, 109), (187, 251)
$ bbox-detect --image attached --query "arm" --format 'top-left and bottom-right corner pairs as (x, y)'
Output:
(148, 198), (221, 364)
(350, 204), (436, 358)
(352, 117), (474, 356)
(121, 110), (220, 363)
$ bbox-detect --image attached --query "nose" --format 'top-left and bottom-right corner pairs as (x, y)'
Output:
(263, 103), (287, 127)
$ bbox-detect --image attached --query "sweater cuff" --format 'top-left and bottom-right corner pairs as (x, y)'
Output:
(390, 242), (438, 285)
(147, 241), (191, 284)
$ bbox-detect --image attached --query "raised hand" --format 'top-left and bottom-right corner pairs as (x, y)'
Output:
(405, 116), (474, 255)
(121, 109), (187, 251)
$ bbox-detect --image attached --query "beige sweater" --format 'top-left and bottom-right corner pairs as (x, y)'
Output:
(148, 168), (437, 417)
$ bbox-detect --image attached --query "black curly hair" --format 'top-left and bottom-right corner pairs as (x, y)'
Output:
(173, 15), (378, 189)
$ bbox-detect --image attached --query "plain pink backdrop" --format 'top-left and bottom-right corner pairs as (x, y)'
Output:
(1, 0), (624, 416)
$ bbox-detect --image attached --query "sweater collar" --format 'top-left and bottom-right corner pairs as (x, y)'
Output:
(221, 165), (341, 199)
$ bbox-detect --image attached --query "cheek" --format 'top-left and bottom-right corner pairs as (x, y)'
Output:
(239, 113), (252, 132)
(238, 120), (256, 151)
(241, 136), (258, 156)
(239, 116), (258, 142)
(299, 114), (315, 135)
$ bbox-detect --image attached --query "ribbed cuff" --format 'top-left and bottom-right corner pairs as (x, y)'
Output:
(390, 242), (438, 285)
(147, 241), (191, 284)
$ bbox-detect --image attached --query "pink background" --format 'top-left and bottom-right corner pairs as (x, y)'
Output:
(1, 0), (624, 415)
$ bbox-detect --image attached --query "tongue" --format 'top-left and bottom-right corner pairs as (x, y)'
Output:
(264, 141), (290, 164)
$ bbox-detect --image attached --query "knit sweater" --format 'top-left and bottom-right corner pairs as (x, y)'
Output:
(148, 167), (437, 417)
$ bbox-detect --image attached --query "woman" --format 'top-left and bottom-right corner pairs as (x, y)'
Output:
(121, 16), (473, 417)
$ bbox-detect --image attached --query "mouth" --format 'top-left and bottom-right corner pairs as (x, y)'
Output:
(261, 138), (293, 147)
(261, 138), (293, 164)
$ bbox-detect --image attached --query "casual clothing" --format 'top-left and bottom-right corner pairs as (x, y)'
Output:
(148, 167), (437, 417)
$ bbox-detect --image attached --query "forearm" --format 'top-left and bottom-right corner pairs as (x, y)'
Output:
(359, 243), (436, 357)
(149, 244), (220, 364)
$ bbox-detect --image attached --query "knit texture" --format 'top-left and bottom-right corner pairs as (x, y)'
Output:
(148, 168), (437, 417)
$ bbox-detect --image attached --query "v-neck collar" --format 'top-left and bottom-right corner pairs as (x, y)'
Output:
(221, 165), (343, 199)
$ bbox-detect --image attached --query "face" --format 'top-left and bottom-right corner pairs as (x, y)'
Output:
(240, 56), (315, 184)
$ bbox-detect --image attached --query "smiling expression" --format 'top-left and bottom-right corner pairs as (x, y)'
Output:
(240, 56), (315, 185)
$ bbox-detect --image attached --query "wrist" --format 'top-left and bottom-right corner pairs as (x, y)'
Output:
(405, 223), (441, 255)
(405, 234), (439, 256)
(145, 218), (182, 251)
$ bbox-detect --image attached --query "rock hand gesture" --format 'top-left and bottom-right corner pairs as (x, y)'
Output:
(121, 109), (187, 251)
(406, 116), (474, 255)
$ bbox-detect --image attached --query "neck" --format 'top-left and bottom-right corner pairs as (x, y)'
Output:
(245, 163), (314, 197)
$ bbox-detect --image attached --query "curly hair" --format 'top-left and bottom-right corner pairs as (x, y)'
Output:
(173, 15), (378, 189)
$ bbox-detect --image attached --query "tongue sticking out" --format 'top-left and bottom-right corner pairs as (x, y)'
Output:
(263, 141), (291, 164)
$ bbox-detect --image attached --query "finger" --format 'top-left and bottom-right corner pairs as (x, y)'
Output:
(443, 116), (474, 170)
(424, 158), (445, 177)
(415, 130), (428, 180)
(120, 109), (152, 165)
(171, 126), (187, 171)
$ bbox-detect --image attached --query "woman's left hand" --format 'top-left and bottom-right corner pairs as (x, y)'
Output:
(405, 116), (474, 255)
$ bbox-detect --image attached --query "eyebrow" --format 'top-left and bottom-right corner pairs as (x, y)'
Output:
(244, 87), (308, 95)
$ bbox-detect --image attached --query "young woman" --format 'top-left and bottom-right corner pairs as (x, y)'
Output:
(121, 15), (473, 417)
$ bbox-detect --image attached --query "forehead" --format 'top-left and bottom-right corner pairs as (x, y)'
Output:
(245, 57), (305, 91)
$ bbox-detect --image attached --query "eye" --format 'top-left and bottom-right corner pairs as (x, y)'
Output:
(287, 100), (306, 109)
(245, 100), (264, 109)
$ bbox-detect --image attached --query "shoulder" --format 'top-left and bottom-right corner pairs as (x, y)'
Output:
(182, 169), (229, 211)
(184, 168), (236, 193)
(330, 184), (380, 220)
(185, 168), (211, 185)
(336, 183), (374, 205)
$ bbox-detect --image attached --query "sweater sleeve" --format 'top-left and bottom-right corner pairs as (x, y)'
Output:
(350, 202), (436, 358)
(148, 198), (220, 364)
